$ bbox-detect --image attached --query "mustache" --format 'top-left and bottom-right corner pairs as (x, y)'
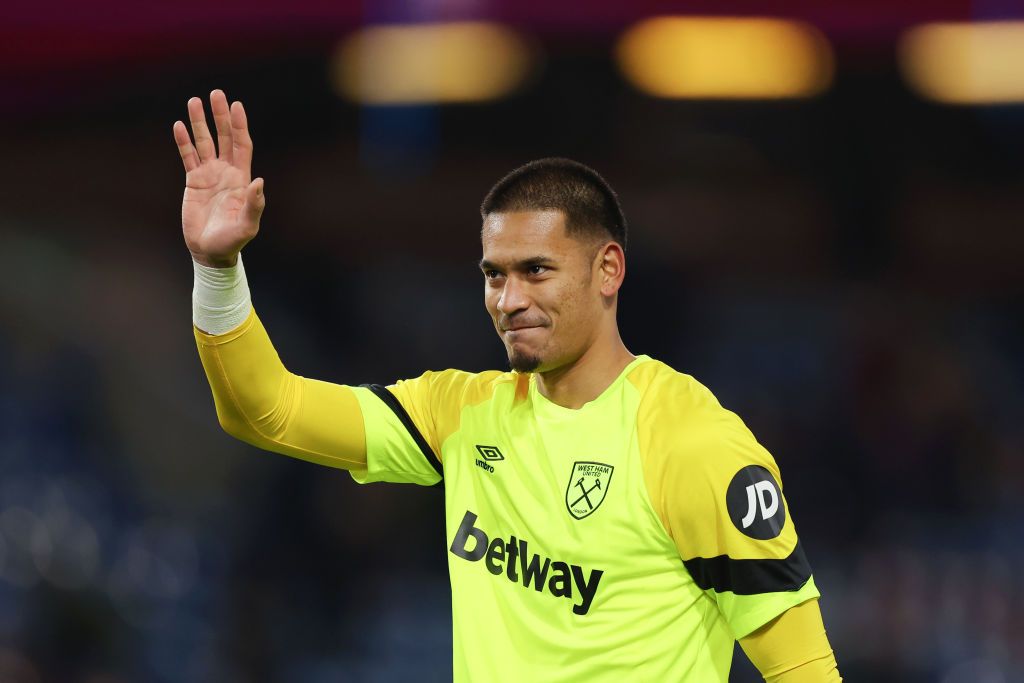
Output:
(498, 315), (549, 331)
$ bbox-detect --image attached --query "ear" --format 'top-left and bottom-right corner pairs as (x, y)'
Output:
(595, 242), (626, 297)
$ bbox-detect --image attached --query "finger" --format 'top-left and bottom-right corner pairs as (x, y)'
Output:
(210, 89), (233, 163)
(244, 178), (266, 226)
(187, 96), (216, 162)
(172, 120), (200, 172)
(230, 101), (253, 178)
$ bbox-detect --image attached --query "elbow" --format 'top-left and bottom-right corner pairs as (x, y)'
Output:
(215, 406), (251, 441)
(215, 409), (273, 452)
(210, 372), (299, 445)
(212, 396), (262, 443)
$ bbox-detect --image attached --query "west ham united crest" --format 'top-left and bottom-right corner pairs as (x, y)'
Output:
(565, 461), (614, 520)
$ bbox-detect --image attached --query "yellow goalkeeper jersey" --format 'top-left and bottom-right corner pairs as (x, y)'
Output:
(349, 354), (819, 682)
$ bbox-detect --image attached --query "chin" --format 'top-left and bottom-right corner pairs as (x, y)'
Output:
(508, 349), (543, 373)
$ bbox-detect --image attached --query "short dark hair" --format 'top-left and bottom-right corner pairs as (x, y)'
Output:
(480, 158), (627, 252)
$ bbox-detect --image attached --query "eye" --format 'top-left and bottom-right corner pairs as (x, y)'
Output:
(528, 265), (548, 276)
(483, 269), (503, 280)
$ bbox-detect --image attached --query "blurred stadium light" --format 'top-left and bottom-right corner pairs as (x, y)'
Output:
(615, 16), (834, 100)
(331, 22), (536, 105)
(899, 21), (1024, 104)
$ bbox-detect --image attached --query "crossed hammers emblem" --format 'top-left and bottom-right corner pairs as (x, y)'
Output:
(570, 476), (602, 510)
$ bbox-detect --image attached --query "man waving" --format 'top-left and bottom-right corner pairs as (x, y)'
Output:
(177, 89), (841, 681)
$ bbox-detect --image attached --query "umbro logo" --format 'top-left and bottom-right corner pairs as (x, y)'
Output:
(476, 445), (504, 461)
(475, 445), (504, 474)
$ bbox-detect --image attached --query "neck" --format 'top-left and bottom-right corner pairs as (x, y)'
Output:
(535, 329), (635, 409)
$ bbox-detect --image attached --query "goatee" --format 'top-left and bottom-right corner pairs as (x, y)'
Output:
(509, 350), (542, 373)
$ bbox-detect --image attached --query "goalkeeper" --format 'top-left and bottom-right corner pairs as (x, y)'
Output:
(176, 89), (841, 682)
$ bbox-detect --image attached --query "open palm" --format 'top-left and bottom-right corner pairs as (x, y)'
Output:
(173, 90), (264, 267)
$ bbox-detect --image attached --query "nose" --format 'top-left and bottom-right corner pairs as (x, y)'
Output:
(497, 276), (529, 316)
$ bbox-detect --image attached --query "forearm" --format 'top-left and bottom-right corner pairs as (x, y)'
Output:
(193, 257), (366, 469)
(739, 599), (841, 682)
(763, 651), (841, 682)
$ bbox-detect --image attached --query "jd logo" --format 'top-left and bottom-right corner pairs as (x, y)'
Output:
(742, 481), (778, 529)
(565, 462), (614, 520)
(726, 465), (786, 539)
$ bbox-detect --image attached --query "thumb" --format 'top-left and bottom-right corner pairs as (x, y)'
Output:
(244, 177), (266, 223)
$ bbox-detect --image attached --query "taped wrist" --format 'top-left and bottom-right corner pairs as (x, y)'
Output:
(192, 252), (252, 335)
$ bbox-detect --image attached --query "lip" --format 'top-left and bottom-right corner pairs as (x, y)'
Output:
(503, 325), (543, 336)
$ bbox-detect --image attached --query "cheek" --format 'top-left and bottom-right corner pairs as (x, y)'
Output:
(558, 284), (599, 331)
(547, 285), (582, 328)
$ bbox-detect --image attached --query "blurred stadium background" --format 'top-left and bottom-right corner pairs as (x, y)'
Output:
(1, 0), (1023, 681)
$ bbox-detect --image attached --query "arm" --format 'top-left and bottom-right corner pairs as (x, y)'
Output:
(194, 301), (366, 469)
(178, 91), (365, 470)
(739, 598), (841, 682)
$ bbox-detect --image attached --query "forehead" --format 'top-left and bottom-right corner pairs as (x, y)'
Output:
(481, 210), (578, 261)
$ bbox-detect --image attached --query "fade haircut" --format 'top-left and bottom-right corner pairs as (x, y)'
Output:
(480, 158), (628, 252)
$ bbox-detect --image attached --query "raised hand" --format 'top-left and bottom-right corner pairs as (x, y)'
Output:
(173, 90), (264, 267)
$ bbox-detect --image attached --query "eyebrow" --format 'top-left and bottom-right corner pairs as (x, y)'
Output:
(478, 256), (555, 271)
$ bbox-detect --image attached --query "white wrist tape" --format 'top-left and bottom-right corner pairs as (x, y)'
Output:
(192, 253), (252, 335)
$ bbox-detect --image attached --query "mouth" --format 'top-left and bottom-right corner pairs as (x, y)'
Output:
(502, 325), (544, 339)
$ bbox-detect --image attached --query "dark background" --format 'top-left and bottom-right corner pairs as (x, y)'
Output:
(1, 1), (1023, 681)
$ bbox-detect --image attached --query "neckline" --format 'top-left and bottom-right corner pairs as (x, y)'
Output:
(529, 354), (650, 415)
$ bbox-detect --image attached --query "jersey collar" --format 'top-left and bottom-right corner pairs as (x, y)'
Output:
(529, 354), (651, 416)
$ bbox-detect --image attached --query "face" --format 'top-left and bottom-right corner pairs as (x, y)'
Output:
(480, 210), (612, 373)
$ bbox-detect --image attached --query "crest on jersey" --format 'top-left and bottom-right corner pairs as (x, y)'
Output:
(565, 461), (614, 520)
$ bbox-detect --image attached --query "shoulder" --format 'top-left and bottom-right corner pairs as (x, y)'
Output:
(397, 368), (512, 401)
(631, 362), (799, 574)
(626, 357), (723, 414)
(377, 368), (521, 459)
(629, 359), (773, 476)
(627, 358), (739, 440)
(397, 368), (517, 404)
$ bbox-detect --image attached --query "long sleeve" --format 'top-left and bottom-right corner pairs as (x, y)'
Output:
(739, 599), (842, 681)
(194, 308), (367, 469)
